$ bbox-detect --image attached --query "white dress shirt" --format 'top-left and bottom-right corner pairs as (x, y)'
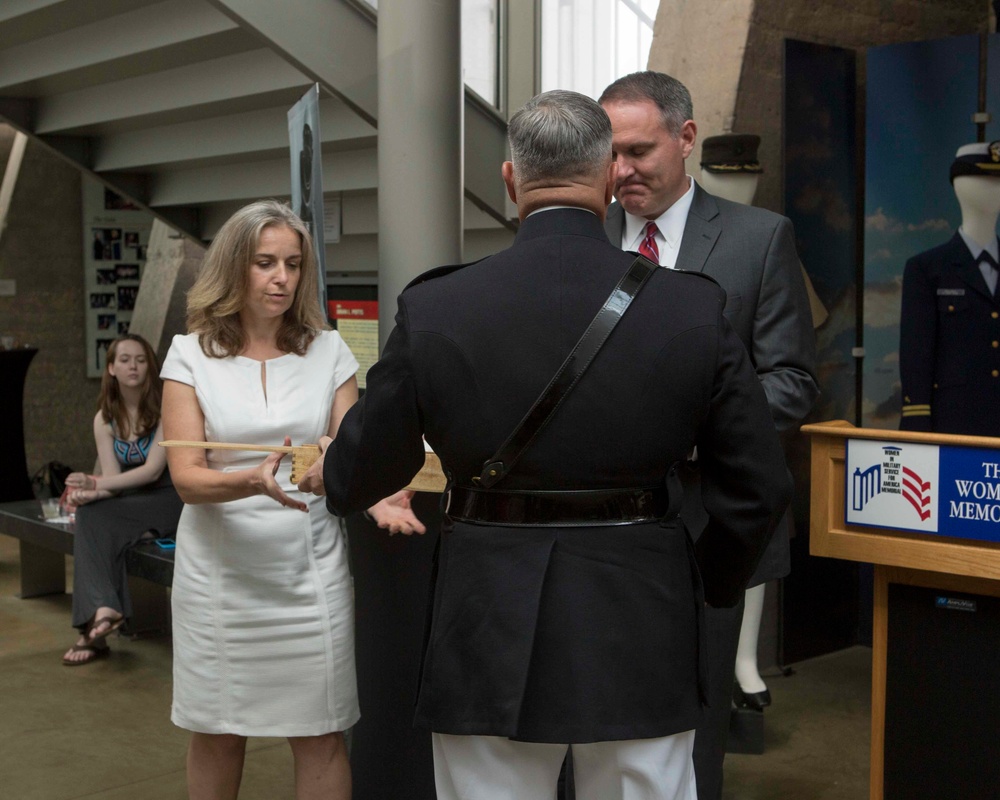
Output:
(620, 177), (696, 269)
(958, 227), (999, 295)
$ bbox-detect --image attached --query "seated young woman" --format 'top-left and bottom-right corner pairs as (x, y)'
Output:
(61, 333), (182, 666)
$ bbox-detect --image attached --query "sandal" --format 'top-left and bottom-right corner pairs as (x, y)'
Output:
(62, 642), (110, 667)
(86, 614), (125, 643)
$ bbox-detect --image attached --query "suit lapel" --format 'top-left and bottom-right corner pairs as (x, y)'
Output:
(952, 233), (996, 301)
(676, 185), (721, 273)
(604, 202), (625, 246)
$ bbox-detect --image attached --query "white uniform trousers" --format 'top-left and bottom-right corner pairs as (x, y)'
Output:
(432, 730), (697, 800)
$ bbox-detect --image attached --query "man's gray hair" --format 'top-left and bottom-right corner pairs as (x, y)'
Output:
(598, 71), (693, 137)
(507, 90), (612, 183)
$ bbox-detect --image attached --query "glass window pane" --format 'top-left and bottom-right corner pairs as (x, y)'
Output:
(357, 0), (499, 108)
(541, 0), (659, 100)
(463, 0), (499, 106)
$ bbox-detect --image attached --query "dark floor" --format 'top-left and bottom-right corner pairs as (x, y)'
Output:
(0, 533), (869, 799)
(722, 651), (870, 799)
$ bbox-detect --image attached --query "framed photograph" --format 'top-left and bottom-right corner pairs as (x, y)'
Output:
(94, 338), (115, 371)
(115, 263), (140, 280)
(104, 228), (122, 261)
(92, 228), (123, 261)
(84, 176), (154, 376)
(90, 292), (116, 309)
(117, 285), (138, 311)
(91, 230), (106, 261)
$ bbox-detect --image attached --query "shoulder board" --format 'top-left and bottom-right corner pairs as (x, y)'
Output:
(403, 257), (488, 291)
(671, 268), (722, 289)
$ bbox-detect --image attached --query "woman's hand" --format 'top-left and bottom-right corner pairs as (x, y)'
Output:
(367, 490), (426, 536)
(254, 436), (308, 512)
(67, 488), (102, 506)
(64, 472), (97, 490)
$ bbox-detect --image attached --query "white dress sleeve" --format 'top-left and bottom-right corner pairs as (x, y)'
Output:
(160, 334), (197, 387)
(326, 330), (359, 390)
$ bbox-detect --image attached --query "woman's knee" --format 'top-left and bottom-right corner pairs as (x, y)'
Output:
(191, 732), (248, 757)
(288, 731), (346, 760)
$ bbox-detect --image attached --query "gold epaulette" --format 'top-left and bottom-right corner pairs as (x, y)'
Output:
(901, 404), (931, 418)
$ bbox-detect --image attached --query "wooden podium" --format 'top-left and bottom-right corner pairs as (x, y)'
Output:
(803, 420), (1000, 799)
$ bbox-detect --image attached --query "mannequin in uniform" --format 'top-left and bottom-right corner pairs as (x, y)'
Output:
(698, 136), (770, 711)
(900, 141), (1000, 436)
(700, 134), (823, 714)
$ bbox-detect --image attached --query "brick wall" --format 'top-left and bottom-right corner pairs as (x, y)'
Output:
(0, 129), (95, 478)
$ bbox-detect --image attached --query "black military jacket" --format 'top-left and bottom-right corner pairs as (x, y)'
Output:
(325, 208), (791, 743)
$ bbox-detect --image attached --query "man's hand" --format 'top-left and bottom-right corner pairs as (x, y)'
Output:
(368, 490), (426, 536)
(297, 436), (332, 496)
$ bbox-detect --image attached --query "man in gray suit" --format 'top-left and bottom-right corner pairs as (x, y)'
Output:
(599, 71), (819, 800)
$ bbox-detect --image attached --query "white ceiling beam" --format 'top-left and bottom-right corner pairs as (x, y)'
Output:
(149, 149), (377, 206)
(34, 48), (310, 134)
(0, 0), (239, 91)
(0, 0), (68, 21)
(209, 0), (510, 225)
(0, 131), (29, 247)
(0, 0), (163, 48)
(93, 98), (375, 171)
(208, 0), (378, 124)
(0, 0), (159, 23)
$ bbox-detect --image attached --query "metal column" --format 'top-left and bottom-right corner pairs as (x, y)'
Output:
(377, 0), (463, 350)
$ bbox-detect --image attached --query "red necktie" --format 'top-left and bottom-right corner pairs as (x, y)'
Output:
(638, 221), (660, 264)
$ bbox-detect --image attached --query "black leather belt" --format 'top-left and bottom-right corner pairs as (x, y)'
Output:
(447, 486), (669, 527)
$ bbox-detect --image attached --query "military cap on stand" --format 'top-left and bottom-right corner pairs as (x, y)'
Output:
(950, 141), (1000, 182)
(700, 134), (763, 174)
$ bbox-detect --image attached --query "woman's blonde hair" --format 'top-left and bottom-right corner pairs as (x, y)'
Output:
(98, 334), (162, 439)
(186, 200), (327, 357)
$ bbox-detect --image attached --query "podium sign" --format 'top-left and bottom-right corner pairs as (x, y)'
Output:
(804, 421), (1000, 800)
(846, 440), (1000, 542)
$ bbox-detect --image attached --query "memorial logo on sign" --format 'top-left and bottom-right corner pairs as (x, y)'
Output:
(846, 441), (940, 533)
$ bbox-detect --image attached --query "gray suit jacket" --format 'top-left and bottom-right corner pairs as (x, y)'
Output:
(606, 185), (818, 583)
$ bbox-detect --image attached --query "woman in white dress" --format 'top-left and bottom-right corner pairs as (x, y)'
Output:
(161, 200), (401, 799)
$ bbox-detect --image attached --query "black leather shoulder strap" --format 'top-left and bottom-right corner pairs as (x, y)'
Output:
(476, 254), (658, 488)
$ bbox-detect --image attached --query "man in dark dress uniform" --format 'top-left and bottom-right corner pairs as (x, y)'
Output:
(302, 89), (791, 800)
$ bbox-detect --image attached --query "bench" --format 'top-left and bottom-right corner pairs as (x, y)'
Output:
(0, 498), (173, 635)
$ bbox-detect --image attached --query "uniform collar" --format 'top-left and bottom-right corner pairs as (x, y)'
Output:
(958, 227), (999, 263)
(515, 206), (611, 244)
